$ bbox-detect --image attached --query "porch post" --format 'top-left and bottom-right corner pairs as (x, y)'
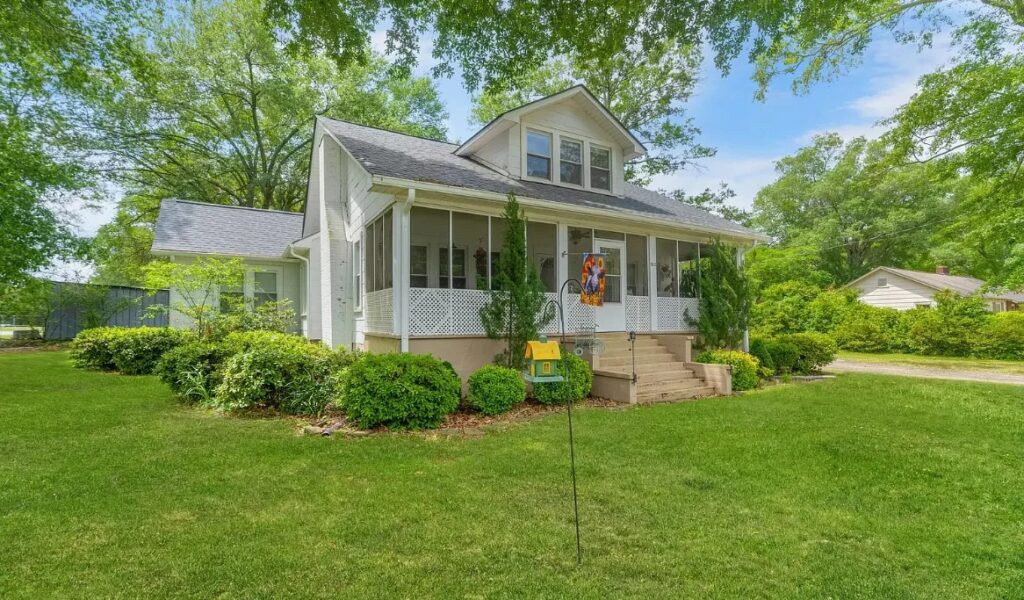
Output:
(398, 189), (415, 352)
(737, 245), (749, 352)
(647, 235), (658, 331)
(557, 223), (568, 290)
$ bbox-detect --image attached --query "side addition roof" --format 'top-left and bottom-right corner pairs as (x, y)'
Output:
(152, 199), (304, 259)
(319, 117), (763, 240)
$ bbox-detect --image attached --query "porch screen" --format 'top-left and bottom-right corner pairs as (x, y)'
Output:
(364, 208), (394, 293)
(451, 212), (488, 290)
(410, 207), (449, 288)
(678, 241), (699, 298)
(527, 221), (557, 292)
(655, 238), (677, 297)
(626, 234), (647, 296)
(567, 227), (592, 291)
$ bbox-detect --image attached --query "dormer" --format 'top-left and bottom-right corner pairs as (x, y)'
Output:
(455, 85), (646, 197)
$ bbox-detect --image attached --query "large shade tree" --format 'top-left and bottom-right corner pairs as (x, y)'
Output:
(753, 133), (954, 285)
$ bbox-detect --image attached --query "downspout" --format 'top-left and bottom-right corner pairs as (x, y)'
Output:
(399, 188), (416, 352)
(286, 245), (309, 337)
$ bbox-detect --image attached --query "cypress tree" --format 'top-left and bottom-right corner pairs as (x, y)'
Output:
(692, 239), (750, 349)
(480, 192), (550, 369)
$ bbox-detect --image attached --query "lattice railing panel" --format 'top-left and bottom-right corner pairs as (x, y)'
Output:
(626, 295), (651, 332)
(365, 289), (394, 334)
(656, 297), (699, 332)
(451, 289), (489, 334)
(409, 288), (452, 336)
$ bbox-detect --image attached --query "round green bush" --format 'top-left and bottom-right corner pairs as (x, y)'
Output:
(156, 340), (233, 403)
(973, 312), (1024, 360)
(340, 353), (461, 429)
(71, 326), (190, 374)
(765, 339), (799, 374)
(696, 349), (760, 391)
(70, 327), (121, 370)
(532, 353), (593, 405)
(108, 327), (192, 375)
(748, 337), (775, 377)
(214, 333), (348, 415)
(777, 331), (837, 374)
(467, 365), (525, 415)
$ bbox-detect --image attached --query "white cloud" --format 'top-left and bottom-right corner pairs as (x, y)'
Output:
(802, 34), (956, 143)
(651, 153), (779, 210)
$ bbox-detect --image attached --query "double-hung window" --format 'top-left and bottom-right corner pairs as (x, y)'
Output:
(559, 138), (583, 185)
(526, 130), (552, 179)
(353, 240), (362, 309)
(253, 271), (278, 306)
(590, 145), (611, 190)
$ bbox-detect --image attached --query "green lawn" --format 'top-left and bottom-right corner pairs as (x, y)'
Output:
(2, 352), (1023, 598)
(838, 350), (1024, 375)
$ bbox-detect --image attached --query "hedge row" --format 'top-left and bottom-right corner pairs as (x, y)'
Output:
(71, 327), (595, 426)
(753, 285), (1024, 360)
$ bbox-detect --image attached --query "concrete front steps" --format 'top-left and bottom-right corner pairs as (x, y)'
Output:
(591, 334), (717, 403)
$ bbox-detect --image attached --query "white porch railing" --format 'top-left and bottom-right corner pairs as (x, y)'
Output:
(365, 289), (394, 334)
(405, 288), (698, 336)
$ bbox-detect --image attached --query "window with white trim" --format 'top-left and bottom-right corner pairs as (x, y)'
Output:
(253, 271), (278, 306)
(590, 145), (611, 190)
(559, 138), (583, 185)
(363, 208), (393, 293)
(526, 130), (552, 179)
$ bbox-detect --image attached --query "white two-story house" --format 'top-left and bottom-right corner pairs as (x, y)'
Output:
(152, 86), (765, 401)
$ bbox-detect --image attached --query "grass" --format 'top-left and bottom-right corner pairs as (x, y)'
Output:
(2, 351), (1024, 598)
(838, 350), (1024, 375)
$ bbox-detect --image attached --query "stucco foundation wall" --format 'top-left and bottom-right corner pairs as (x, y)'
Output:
(407, 337), (506, 385)
(364, 334), (400, 354)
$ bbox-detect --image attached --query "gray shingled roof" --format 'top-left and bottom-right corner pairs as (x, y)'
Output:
(878, 267), (1024, 303)
(152, 199), (304, 259)
(320, 117), (762, 239)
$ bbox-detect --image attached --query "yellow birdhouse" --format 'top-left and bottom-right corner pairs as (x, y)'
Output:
(524, 335), (564, 383)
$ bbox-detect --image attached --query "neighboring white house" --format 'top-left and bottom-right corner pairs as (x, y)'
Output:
(152, 86), (766, 401)
(845, 266), (1024, 312)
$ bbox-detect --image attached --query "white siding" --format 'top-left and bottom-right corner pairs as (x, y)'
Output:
(854, 272), (936, 310)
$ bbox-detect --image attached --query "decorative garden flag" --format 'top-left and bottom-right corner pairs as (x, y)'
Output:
(580, 253), (606, 306)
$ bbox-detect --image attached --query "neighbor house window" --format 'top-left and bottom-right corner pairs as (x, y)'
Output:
(353, 240), (362, 309)
(559, 138), (583, 185)
(877, 277), (888, 287)
(526, 130), (552, 179)
(253, 271), (278, 306)
(590, 145), (611, 190)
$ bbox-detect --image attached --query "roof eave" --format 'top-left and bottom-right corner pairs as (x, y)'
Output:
(370, 174), (767, 244)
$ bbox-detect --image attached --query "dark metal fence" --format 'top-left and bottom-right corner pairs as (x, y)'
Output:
(43, 283), (169, 340)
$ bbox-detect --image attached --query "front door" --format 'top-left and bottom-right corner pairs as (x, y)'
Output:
(593, 238), (626, 332)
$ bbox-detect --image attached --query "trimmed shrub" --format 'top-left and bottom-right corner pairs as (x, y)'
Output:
(805, 288), (862, 334)
(532, 353), (593, 405)
(107, 327), (191, 374)
(778, 332), (837, 374)
(765, 339), (799, 374)
(467, 365), (525, 415)
(748, 337), (775, 378)
(973, 312), (1024, 360)
(71, 326), (190, 374)
(214, 332), (351, 415)
(70, 327), (121, 370)
(340, 353), (461, 429)
(696, 349), (760, 391)
(833, 305), (904, 353)
(156, 340), (234, 404)
(908, 291), (989, 356)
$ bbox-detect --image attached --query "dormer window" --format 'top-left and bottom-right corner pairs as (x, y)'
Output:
(590, 145), (611, 190)
(526, 130), (552, 179)
(559, 138), (583, 185)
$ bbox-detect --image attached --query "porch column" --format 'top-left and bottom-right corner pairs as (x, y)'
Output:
(398, 189), (415, 352)
(647, 235), (658, 331)
(557, 223), (568, 290)
(737, 245), (749, 352)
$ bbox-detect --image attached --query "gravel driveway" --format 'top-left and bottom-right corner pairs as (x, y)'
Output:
(828, 358), (1024, 386)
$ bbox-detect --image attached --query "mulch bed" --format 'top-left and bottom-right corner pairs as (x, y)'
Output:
(296, 397), (624, 438)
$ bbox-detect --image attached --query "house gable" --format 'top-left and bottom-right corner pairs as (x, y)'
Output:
(847, 268), (939, 310)
(456, 86), (643, 197)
